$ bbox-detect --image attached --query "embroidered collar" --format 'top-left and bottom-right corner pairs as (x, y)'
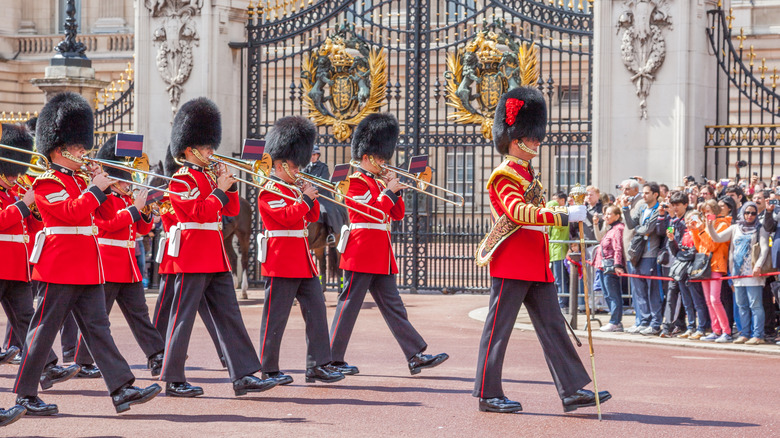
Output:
(183, 161), (204, 172)
(504, 155), (531, 169)
(356, 167), (377, 179)
(52, 163), (75, 175)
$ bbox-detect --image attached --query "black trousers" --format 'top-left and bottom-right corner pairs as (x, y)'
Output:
(14, 283), (134, 396)
(0, 280), (57, 366)
(329, 271), (427, 362)
(160, 272), (260, 382)
(153, 273), (223, 361)
(473, 278), (591, 400)
(662, 280), (686, 332)
(260, 276), (331, 372)
(4, 283), (77, 357)
(75, 282), (164, 365)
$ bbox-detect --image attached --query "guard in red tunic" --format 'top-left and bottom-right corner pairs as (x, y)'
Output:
(472, 87), (611, 414)
(0, 123), (79, 390)
(72, 136), (165, 378)
(151, 148), (225, 368)
(12, 92), (161, 416)
(329, 113), (449, 376)
(256, 116), (344, 386)
(160, 97), (277, 398)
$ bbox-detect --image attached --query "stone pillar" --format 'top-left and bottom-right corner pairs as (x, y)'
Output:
(19, 1), (38, 34)
(0, 0), (22, 35)
(135, 0), (247, 164)
(593, 0), (721, 190)
(92, 0), (129, 34)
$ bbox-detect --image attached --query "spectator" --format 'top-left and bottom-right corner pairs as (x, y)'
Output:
(707, 202), (769, 344)
(700, 185), (716, 202)
(762, 195), (780, 344)
(719, 197), (738, 223)
(752, 189), (768, 222)
(724, 186), (745, 211)
(623, 182), (665, 335)
(659, 184), (670, 201)
(689, 199), (732, 343)
(616, 179), (644, 321)
(593, 206), (625, 332)
(548, 193), (571, 310)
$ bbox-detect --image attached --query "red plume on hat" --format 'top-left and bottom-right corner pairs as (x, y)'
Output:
(492, 87), (547, 155)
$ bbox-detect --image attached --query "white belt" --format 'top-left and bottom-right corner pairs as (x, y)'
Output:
(0, 234), (29, 243)
(266, 229), (308, 238)
(98, 238), (136, 248)
(159, 231), (168, 239)
(179, 222), (223, 231)
(523, 225), (547, 233)
(350, 223), (391, 231)
(44, 226), (98, 236)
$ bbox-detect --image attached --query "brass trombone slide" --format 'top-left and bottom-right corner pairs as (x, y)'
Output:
(206, 153), (303, 204)
(349, 160), (465, 207)
(296, 171), (387, 223)
(0, 143), (50, 174)
(82, 157), (193, 198)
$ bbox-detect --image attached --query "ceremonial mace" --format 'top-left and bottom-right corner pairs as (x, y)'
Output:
(569, 184), (602, 420)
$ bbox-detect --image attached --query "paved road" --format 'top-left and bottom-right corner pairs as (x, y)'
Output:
(1, 291), (778, 437)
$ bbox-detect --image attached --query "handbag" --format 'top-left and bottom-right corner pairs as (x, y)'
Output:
(600, 245), (616, 275)
(751, 239), (773, 275)
(688, 252), (712, 280)
(627, 233), (646, 267)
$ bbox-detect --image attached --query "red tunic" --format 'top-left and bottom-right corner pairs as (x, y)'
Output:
(9, 181), (43, 256)
(0, 188), (37, 282)
(95, 192), (153, 283)
(168, 163), (239, 274)
(257, 178), (319, 278)
(157, 201), (177, 275)
(31, 164), (111, 285)
(339, 169), (405, 275)
(486, 156), (569, 282)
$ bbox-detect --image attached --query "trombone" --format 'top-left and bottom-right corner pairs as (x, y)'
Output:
(205, 153), (304, 204)
(0, 143), (50, 174)
(81, 156), (193, 198)
(349, 160), (465, 207)
(296, 171), (387, 223)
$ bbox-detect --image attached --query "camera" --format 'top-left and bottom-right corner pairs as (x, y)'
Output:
(684, 175), (695, 183)
(660, 203), (669, 209)
(769, 199), (779, 206)
(615, 184), (622, 190)
(737, 160), (748, 168)
(753, 171), (758, 176)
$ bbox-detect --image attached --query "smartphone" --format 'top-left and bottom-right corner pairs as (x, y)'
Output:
(706, 214), (716, 221)
(720, 179), (730, 187)
(753, 172), (758, 176)
(666, 226), (674, 233)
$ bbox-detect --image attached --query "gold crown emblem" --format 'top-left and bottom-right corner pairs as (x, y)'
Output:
(477, 47), (502, 65)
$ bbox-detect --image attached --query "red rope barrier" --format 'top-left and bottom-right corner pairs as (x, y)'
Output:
(581, 254), (779, 282)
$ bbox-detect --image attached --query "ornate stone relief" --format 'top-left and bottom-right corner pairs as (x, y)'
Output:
(617, 0), (673, 119)
(145, 0), (203, 115)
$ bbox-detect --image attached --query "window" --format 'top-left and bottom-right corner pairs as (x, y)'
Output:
(58, 0), (82, 34)
(558, 85), (581, 107)
(446, 147), (474, 205)
(447, 0), (477, 22)
(556, 148), (587, 192)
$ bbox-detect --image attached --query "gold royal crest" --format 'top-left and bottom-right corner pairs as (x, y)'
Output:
(445, 19), (540, 140)
(301, 24), (387, 142)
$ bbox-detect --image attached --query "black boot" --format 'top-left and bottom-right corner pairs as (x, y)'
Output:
(408, 352), (449, 375)
(478, 396), (523, 413)
(147, 352), (164, 377)
(261, 371), (294, 386)
(15, 396), (57, 416)
(112, 383), (162, 414)
(328, 361), (359, 375)
(305, 365), (345, 383)
(562, 389), (612, 413)
(61, 348), (76, 363)
(0, 346), (20, 365)
(165, 381), (204, 398)
(0, 405), (26, 426)
(233, 375), (278, 396)
(40, 364), (81, 390)
(75, 364), (101, 379)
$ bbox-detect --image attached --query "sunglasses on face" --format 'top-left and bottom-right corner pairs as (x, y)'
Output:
(744, 211), (757, 216)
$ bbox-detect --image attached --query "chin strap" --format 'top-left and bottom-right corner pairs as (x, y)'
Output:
(517, 141), (539, 157)
(61, 150), (85, 165)
(0, 174), (13, 189)
(190, 148), (211, 168)
(280, 162), (299, 185)
(367, 155), (385, 176)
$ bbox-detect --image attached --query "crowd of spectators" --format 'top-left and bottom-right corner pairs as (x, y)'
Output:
(550, 174), (780, 346)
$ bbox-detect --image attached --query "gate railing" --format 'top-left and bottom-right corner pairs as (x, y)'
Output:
(93, 62), (135, 148)
(704, 6), (780, 181)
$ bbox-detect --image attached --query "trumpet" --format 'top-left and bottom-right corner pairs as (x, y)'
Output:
(0, 143), (50, 174)
(81, 156), (193, 198)
(204, 153), (304, 204)
(349, 160), (465, 207)
(295, 171), (387, 223)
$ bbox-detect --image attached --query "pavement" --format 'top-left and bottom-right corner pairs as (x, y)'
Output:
(0, 290), (778, 437)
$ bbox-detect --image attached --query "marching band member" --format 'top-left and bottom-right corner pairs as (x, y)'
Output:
(256, 116), (344, 385)
(71, 136), (165, 378)
(160, 97), (277, 397)
(472, 87), (611, 413)
(151, 148), (225, 368)
(329, 113), (449, 376)
(12, 92), (161, 416)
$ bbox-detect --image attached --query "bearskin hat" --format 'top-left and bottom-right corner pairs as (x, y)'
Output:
(492, 87), (547, 155)
(35, 92), (94, 158)
(95, 135), (132, 181)
(265, 116), (317, 168)
(170, 97), (222, 159)
(350, 113), (398, 161)
(0, 123), (35, 176)
(164, 146), (181, 177)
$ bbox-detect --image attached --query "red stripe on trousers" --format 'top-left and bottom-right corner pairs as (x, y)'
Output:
(159, 276), (184, 380)
(259, 278), (273, 363)
(330, 272), (355, 348)
(15, 283), (49, 393)
(480, 278), (505, 399)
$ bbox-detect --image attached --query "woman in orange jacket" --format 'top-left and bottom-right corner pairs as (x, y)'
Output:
(689, 200), (732, 342)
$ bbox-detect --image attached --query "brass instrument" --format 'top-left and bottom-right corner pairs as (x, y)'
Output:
(349, 160), (465, 207)
(204, 153), (304, 204)
(0, 143), (50, 174)
(81, 156), (192, 198)
(295, 171), (387, 223)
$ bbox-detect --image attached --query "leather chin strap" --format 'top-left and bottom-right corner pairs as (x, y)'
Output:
(518, 141), (539, 157)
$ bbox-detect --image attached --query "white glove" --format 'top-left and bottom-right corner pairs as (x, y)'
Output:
(567, 205), (587, 223)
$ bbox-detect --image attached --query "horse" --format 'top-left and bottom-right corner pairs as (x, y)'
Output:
(307, 221), (342, 295)
(222, 196), (253, 299)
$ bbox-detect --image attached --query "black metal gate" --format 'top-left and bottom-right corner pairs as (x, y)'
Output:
(243, 0), (593, 293)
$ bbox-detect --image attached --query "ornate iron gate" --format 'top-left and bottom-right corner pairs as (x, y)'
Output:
(93, 63), (135, 148)
(244, 0), (593, 292)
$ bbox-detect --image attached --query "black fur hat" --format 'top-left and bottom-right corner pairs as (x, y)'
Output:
(350, 113), (398, 161)
(170, 97), (222, 159)
(492, 87), (547, 155)
(95, 135), (132, 181)
(265, 116), (317, 168)
(0, 123), (35, 176)
(164, 146), (180, 177)
(35, 92), (94, 158)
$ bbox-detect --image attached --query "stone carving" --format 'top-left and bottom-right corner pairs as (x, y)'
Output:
(56, 0), (87, 58)
(145, 0), (202, 115)
(617, 0), (673, 119)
